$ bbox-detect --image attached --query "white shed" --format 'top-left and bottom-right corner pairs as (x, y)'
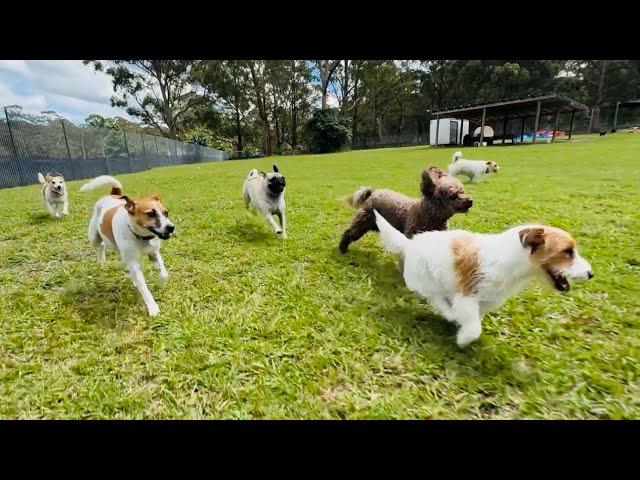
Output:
(429, 118), (470, 146)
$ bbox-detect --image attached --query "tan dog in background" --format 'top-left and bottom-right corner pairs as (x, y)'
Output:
(38, 172), (68, 218)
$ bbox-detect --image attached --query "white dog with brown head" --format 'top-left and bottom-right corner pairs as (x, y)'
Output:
(38, 172), (68, 218)
(80, 175), (175, 317)
(374, 210), (593, 347)
(448, 151), (499, 183)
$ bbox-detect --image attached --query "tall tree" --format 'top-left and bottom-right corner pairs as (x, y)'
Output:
(566, 60), (640, 131)
(316, 60), (341, 109)
(84, 60), (205, 139)
(192, 60), (253, 153)
(246, 60), (273, 155)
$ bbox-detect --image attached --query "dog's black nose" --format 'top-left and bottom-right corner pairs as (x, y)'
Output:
(587, 271), (594, 279)
(166, 224), (175, 233)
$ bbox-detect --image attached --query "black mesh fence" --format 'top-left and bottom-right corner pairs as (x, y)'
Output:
(0, 106), (229, 189)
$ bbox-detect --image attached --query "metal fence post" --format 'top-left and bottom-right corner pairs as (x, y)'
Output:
(141, 133), (150, 170)
(4, 106), (25, 185)
(154, 136), (160, 165)
(100, 128), (110, 174)
(123, 131), (133, 172)
(79, 128), (87, 160)
(60, 119), (77, 180)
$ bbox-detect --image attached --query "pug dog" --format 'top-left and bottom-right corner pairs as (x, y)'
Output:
(242, 165), (287, 238)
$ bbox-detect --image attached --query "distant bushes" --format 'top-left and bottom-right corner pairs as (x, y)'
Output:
(303, 109), (351, 153)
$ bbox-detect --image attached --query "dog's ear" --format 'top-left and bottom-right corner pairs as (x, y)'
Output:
(121, 195), (136, 215)
(519, 227), (545, 253)
(152, 193), (160, 201)
(45, 173), (53, 183)
(272, 165), (279, 173)
(420, 166), (442, 196)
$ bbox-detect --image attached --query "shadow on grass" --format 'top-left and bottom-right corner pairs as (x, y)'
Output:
(59, 273), (143, 328)
(329, 242), (522, 381)
(329, 244), (456, 339)
(27, 212), (59, 225)
(225, 216), (280, 245)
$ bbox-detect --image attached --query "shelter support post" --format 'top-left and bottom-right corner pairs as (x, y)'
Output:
(532, 100), (541, 144)
(479, 107), (486, 146)
(568, 111), (575, 140)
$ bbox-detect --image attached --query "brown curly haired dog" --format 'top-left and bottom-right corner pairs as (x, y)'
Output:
(339, 166), (473, 254)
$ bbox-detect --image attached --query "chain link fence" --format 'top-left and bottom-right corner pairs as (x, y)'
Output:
(0, 106), (229, 190)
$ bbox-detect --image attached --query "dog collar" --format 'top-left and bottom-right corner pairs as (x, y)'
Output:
(128, 226), (155, 241)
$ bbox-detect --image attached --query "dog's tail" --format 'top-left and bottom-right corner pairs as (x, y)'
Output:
(345, 186), (373, 209)
(79, 175), (123, 196)
(37, 172), (46, 184)
(374, 210), (408, 255)
(247, 168), (265, 180)
(452, 151), (463, 162)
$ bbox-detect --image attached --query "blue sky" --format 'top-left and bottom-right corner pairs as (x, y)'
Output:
(0, 60), (131, 124)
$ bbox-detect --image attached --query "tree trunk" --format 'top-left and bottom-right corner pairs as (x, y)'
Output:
(248, 62), (272, 155)
(318, 60), (339, 110)
(341, 60), (349, 116)
(235, 108), (243, 152)
(291, 103), (298, 147)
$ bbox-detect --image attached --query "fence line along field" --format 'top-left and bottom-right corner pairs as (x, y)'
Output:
(0, 134), (638, 419)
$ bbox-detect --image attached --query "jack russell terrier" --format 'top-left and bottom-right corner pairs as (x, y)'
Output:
(374, 210), (593, 347)
(448, 151), (499, 183)
(80, 175), (175, 316)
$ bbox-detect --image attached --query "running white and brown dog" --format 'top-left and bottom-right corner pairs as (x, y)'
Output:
(80, 175), (175, 317)
(448, 151), (499, 183)
(374, 210), (593, 347)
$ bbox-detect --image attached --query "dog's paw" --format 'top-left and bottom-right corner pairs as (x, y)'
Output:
(456, 328), (481, 348)
(280, 232), (288, 239)
(157, 274), (169, 288)
(147, 303), (160, 317)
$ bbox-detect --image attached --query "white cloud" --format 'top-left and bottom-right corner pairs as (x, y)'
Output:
(0, 60), (134, 124)
(27, 60), (114, 105)
(0, 82), (47, 111)
(0, 60), (30, 76)
(47, 93), (129, 122)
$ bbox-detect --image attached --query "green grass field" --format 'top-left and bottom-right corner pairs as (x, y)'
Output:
(1, 134), (639, 419)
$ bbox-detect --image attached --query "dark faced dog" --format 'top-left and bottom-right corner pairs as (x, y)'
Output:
(243, 165), (288, 238)
(339, 166), (472, 253)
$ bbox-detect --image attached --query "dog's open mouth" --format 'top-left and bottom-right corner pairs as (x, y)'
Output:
(148, 227), (172, 240)
(547, 269), (570, 292)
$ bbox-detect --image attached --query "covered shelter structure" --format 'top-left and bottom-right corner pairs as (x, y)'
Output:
(430, 94), (589, 147)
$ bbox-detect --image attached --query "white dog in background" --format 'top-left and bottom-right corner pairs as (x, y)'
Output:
(448, 151), (499, 183)
(373, 210), (593, 347)
(80, 175), (175, 317)
(38, 172), (69, 218)
(243, 165), (287, 238)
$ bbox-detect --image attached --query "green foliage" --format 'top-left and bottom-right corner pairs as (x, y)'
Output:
(303, 108), (350, 153)
(84, 114), (154, 135)
(84, 60), (203, 139)
(181, 125), (230, 151)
